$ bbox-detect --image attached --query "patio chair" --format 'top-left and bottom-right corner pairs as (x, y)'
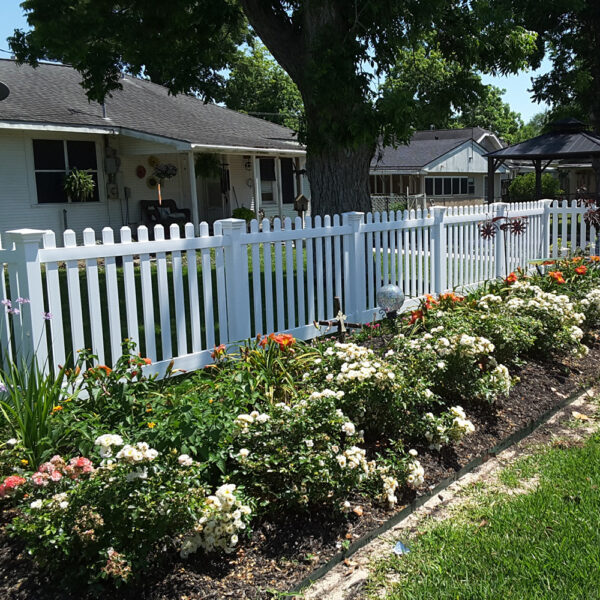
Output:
(140, 199), (191, 232)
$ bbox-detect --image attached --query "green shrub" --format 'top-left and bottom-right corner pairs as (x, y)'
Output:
(508, 172), (562, 201)
(10, 442), (251, 587)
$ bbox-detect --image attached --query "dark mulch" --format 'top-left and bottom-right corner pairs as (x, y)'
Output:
(1, 335), (600, 600)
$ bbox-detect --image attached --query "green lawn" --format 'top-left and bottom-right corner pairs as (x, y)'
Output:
(368, 425), (600, 599)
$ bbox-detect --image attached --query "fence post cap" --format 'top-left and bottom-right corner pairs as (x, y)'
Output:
(216, 218), (246, 231)
(432, 205), (447, 220)
(4, 228), (47, 243)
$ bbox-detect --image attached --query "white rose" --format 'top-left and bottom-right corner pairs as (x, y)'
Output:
(178, 454), (194, 466)
(30, 499), (43, 509)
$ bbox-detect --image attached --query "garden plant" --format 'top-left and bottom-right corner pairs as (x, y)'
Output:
(0, 254), (599, 594)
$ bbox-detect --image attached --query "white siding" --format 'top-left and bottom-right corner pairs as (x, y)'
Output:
(0, 130), (114, 238)
(426, 140), (508, 175)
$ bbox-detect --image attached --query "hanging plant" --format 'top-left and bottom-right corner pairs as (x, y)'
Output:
(63, 169), (95, 202)
(195, 154), (222, 179)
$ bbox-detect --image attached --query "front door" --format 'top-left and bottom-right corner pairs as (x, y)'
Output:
(200, 176), (224, 223)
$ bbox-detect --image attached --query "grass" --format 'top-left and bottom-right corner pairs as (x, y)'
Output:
(367, 427), (600, 599)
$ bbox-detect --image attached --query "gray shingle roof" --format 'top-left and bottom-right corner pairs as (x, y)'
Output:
(371, 128), (491, 170)
(487, 119), (600, 160)
(0, 59), (302, 152)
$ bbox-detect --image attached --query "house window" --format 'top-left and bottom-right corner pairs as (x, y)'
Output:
(259, 158), (276, 203)
(424, 176), (473, 196)
(33, 139), (99, 204)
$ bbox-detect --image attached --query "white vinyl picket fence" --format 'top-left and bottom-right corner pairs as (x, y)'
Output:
(0, 199), (597, 377)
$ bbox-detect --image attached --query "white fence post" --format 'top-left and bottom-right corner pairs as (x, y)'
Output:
(342, 212), (365, 321)
(218, 218), (251, 343)
(494, 202), (509, 279)
(4, 229), (48, 370)
(540, 199), (553, 259)
(431, 206), (447, 295)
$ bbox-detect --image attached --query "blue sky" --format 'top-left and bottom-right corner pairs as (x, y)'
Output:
(1, 0), (550, 123)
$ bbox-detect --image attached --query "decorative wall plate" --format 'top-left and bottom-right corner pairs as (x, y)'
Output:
(136, 165), (146, 178)
(148, 155), (160, 168)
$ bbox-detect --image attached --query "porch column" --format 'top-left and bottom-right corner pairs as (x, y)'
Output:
(252, 155), (261, 219)
(187, 150), (199, 233)
(274, 156), (283, 219)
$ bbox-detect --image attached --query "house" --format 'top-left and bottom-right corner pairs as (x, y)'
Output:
(369, 127), (510, 205)
(0, 59), (308, 239)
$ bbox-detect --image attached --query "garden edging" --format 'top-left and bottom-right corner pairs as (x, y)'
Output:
(290, 384), (598, 597)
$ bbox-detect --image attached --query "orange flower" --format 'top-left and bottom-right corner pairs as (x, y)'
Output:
(505, 272), (518, 284)
(52, 405), (63, 413)
(268, 333), (296, 350)
(424, 294), (439, 310)
(575, 265), (587, 275)
(572, 256), (584, 263)
(143, 357), (152, 365)
(147, 422), (156, 429)
(542, 260), (556, 266)
(548, 270), (566, 284)
(257, 335), (268, 348)
(408, 310), (424, 325)
(210, 344), (227, 359)
(589, 255), (600, 262)
(97, 365), (112, 375)
(439, 292), (464, 302)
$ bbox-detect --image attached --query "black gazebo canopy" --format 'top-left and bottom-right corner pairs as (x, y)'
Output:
(485, 118), (600, 202)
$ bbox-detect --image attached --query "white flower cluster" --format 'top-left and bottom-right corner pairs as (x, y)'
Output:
(436, 334), (495, 358)
(478, 294), (503, 310)
(30, 492), (69, 511)
(309, 389), (345, 401)
(424, 407), (475, 451)
(507, 282), (585, 324)
(324, 341), (374, 361)
(116, 442), (158, 464)
(406, 459), (425, 488)
(180, 484), (251, 558)
(486, 365), (512, 396)
(381, 474), (399, 507)
(94, 434), (123, 458)
(336, 446), (370, 477)
(234, 410), (270, 433)
(580, 288), (600, 312)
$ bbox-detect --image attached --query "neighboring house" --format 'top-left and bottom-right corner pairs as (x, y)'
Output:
(369, 127), (510, 205)
(0, 59), (308, 239)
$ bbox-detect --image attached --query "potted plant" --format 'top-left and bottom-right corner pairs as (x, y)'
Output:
(63, 169), (95, 202)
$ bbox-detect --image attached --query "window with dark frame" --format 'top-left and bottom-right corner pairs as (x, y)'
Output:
(32, 139), (99, 204)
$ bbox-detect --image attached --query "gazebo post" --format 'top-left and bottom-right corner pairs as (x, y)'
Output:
(487, 157), (495, 203)
(534, 159), (542, 200)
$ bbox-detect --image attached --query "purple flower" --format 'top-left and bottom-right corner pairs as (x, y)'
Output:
(0, 383), (6, 393)
(1, 299), (11, 308)
(8, 308), (20, 315)
(42, 312), (53, 320)
(15, 298), (30, 305)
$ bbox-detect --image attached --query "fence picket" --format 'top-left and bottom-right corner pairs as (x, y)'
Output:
(42, 231), (64, 372)
(64, 230), (85, 361)
(137, 226), (157, 362)
(200, 222), (216, 349)
(83, 228), (104, 364)
(185, 223), (202, 354)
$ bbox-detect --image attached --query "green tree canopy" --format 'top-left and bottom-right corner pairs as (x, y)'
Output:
(10, 0), (540, 215)
(383, 43), (524, 143)
(223, 42), (303, 130)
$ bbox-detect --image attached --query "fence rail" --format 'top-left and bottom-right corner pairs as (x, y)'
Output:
(0, 199), (597, 378)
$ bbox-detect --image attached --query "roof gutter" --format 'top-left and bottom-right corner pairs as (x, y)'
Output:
(191, 142), (305, 157)
(0, 120), (118, 136)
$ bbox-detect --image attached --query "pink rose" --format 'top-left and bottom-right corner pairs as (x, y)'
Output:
(50, 471), (62, 482)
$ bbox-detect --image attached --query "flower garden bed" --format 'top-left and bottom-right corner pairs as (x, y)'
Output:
(0, 257), (600, 599)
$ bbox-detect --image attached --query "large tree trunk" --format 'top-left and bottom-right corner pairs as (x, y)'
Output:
(306, 144), (373, 216)
(240, 0), (378, 217)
